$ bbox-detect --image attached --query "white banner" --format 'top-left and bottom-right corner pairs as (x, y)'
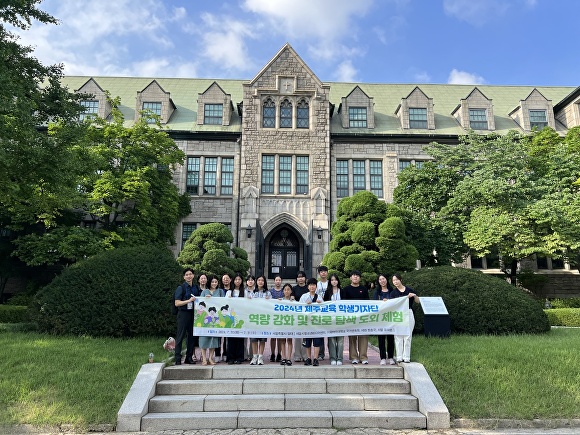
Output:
(193, 296), (410, 338)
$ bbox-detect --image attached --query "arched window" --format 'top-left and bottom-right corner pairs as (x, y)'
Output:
(280, 99), (292, 128)
(297, 99), (309, 128)
(262, 98), (275, 128)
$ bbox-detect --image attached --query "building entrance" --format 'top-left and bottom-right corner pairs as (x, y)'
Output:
(268, 227), (300, 280)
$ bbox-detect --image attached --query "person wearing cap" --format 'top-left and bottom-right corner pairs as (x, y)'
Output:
(342, 270), (370, 364)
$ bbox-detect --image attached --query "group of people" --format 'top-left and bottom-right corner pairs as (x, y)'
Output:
(173, 266), (419, 366)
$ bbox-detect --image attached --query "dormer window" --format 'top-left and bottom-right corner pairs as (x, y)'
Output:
(349, 107), (367, 128)
(80, 100), (99, 121)
(469, 109), (488, 130)
(263, 98), (276, 128)
(142, 102), (162, 123)
(529, 109), (548, 129)
(280, 99), (292, 128)
(409, 108), (427, 129)
(204, 104), (223, 125)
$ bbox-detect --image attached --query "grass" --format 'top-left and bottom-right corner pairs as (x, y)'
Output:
(1, 328), (579, 429)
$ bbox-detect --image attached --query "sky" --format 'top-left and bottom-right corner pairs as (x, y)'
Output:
(12, 0), (580, 86)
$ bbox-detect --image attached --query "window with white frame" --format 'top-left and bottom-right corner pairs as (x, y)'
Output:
(349, 107), (367, 128)
(336, 159), (383, 198)
(142, 102), (161, 123)
(529, 109), (548, 129)
(409, 108), (427, 129)
(80, 100), (99, 121)
(469, 109), (488, 130)
(186, 156), (234, 196)
(261, 154), (309, 195)
(204, 104), (223, 125)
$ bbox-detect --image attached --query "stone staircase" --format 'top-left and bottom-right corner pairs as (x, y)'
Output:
(139, 364), (427, 431)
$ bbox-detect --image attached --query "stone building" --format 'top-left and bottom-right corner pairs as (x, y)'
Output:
(63, 44), (580, 286)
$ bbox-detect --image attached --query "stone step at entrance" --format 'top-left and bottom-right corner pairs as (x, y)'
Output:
(140, 364), (427, 431)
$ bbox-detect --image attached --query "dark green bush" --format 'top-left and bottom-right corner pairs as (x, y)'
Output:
(545, 308), (580, 327)
(0, 305), (29, 323)
(33, 245), (182, 337)
(403, 266), (550, 335)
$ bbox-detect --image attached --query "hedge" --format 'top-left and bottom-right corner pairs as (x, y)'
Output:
(544, 308), (580, 327)
(0, 305), (29, 323)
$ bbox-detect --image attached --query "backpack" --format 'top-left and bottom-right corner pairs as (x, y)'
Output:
(171, 284), (186, 315)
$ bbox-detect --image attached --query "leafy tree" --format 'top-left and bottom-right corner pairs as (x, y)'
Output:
(394, 128), (580, 283)
(11, 99), (191, 266)
(322, 191), (418, 286)
(177, 223), (250, 278)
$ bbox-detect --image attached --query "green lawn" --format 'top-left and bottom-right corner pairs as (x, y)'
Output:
(1, 328), (579, 429)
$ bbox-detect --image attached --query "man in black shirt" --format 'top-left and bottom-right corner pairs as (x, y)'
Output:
(292, 271), (308, 361)
(342, 270), (369, 364)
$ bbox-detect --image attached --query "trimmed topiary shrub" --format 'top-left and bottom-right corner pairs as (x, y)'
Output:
(33, 245), (182, 337)
(403, 266), (550, 335)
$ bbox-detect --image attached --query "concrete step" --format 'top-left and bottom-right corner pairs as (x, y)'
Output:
(141, 410), (426, 431)
(162, 364), (404, 380)
(156, 377), (410, 395)
(149, 392), (418, 413)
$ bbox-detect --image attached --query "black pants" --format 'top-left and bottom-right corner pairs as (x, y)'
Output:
(378, 334), (395, 359)
(175, 310), (194, 361)
(227, 337), (245, 363)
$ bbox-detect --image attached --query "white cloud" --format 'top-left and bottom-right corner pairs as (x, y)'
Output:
(414, 72), (432, 83)
(447, 69), (486, 85)
(334, 60), (359, 82)
(443, 0), (510, 26)
(372, 15), (406, 45)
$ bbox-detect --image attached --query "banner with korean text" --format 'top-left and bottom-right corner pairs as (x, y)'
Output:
(193, 297), (410, 338)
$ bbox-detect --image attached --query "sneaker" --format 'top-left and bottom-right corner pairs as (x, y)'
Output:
(395, 358), (403, 363)
(257, 355), (264, 365)
(388, 358), (396, 365)
(286, 360), (292, 366)
(304, 358), (312, 366)
(351, 359), (359, 364)
(380, 359), (387, 365)
(250, 355), (258, 365)
(276, 353), (282, 362)
(270, 354), (275, 362)
(403, 359), (410, 363)
(313, 358), (319, 366)
(336, 361), (343, 365)
(362, 360), (369, 365)
(280, 359), (286, 366)
(294, 357), (302, 362)
(330, 360), (337, 366)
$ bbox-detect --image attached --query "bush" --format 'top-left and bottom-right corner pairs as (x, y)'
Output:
(34, 245), (182, 337)
(0, 305), (29, 323)
(550, 298), (580, 309)
(545, 308), (580, 327)
(403, 266), (550, 335)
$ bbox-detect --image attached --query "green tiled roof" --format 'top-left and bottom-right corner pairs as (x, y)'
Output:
(60, 76), (576, 136)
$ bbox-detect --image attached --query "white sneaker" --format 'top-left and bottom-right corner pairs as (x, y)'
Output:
(380, 359), (387, 365)
(395, 358), (403, 363)
(330, 360), (337, 365)
(362, 360), (369, 365)
(351, 359), (359, 364)
(336, 361), (343, 365)
(257, 355), (264, 365)
(403, 359), (410, 363)
(250, 355), (258, 365)
(388, 358), (396, 365)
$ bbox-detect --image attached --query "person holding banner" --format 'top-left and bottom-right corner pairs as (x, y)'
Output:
(343, 270), (369, 364)
(248, 275), (270, 365)
(269, 275), (284, 362)
(292, 271), (309, 362)
(278, 283), (295, 365)
(199, 276), (225, 365)
(225, 273), (246, 364)
(376, 274), (396, 365)
(324, 273), (344, 365)
(299, 278), (324, 366)
(390, 273), (420, 363)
